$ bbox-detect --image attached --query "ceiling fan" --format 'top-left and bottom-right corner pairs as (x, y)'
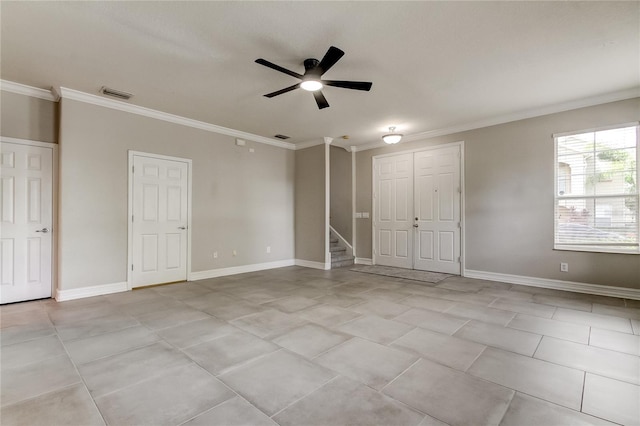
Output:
(255, 46), (373, 109)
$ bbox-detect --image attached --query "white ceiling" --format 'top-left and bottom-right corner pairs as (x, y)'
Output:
(1, 1), (638, 149)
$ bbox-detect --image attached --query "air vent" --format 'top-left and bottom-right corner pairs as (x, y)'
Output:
(274, 134), (290, 140)
(100, 86), (133, 100)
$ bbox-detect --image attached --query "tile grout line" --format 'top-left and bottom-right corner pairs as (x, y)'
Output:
(378, 357), (422, 394)
(268, 375), (341, 419)
(54, 325), (109, 426)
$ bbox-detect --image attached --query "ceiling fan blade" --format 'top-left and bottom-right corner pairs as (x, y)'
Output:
(264, 83), (301, 98)
(324, 80), (373, 91)
(318, 46), (345, 75)
(255, 59), (303, 79)
(313, 91), (330, 109)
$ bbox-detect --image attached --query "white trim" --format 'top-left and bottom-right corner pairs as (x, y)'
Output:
(330, 225), (353, 258)
(351, 147), (357, 258)
(1, 80), (58, 101)
(1, 137), (58, 302)
(325, 140), (331, 267)
(55, 282), (128, 302)
(0, 136), (56, 149)
(353, 88), (640, 152)
(127, 151), (193, 290)
(188, 259), (296, 281)
(57, 87), (295, 150)
(295, 259), (331, 270)
(354, 257), (373, 265)
(464, 269), (640, 301)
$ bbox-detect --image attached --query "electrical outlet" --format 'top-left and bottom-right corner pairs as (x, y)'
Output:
(560, 262), (568, 272)
(266, 246), (271, 253)
(232, 250), (237, 256)
(213, 251), (218, 259)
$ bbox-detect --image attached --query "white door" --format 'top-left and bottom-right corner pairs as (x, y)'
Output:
(1, 142), (53, 304)
(414, 146), (461, 274)
(131, 154), (189, 288)
(373, 153), (413, 268)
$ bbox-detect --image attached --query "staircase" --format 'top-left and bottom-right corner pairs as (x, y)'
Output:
(330, 231), (354, 268)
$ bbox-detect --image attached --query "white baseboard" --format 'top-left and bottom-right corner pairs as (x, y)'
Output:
(189, 259), (296, 281)
(355, 257), (373, 266)
(55, 281), (128, 302)
(464, 269), (640, 301)
(295, 259), (331, 270)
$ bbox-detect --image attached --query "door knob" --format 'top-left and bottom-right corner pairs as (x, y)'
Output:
(178, 226), (187, 230)
(35, 228), (51, 233)
(413, 224), (419, 228)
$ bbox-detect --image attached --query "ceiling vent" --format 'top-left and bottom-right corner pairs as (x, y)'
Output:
(100, 86), (133, 100)
(274, 134), (290, 140)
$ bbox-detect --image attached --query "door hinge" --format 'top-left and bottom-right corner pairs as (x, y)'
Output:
(457, 222), (461, 228)
(457, 257), (461, 263)
(132, 165), (135, 174)
(131, 264), (134, 271)
(132, 215), (134, 222)
(457, 150), (461, 158)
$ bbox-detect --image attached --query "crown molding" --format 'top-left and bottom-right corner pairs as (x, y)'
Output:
(0, 80), (58, 102)
(56, 87), (296, 150)
(354, 88), (640, 152)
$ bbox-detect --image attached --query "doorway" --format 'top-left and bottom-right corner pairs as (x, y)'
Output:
(373, 143), (463, 274)
(1, 139), (55, 304)
(128, 151), (191, 288)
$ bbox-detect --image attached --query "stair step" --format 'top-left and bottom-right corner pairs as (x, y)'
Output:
(332, 258), (354, 268)
(330, 238), (339, 244)
(332, 253), (353, 262)
(330, 246), (346, 253)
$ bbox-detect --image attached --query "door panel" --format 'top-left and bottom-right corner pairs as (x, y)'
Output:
(414, 146), (461, 274)
(0, 142), (53, 303)
(132, 155), (188, 287)
(374, 153), (413, 268)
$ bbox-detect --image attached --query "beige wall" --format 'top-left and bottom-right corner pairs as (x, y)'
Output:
(58, 98), (294, 290)
(356, 98), (640, 288)
(295, 144), (327, 263)
(1, 91), (58, 143)
(330, 145), (352, 244)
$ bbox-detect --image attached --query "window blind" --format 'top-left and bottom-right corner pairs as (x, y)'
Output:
(554, 124), (639, 254)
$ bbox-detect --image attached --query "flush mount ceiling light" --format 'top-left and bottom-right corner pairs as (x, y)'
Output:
(382, 127), (403, 144)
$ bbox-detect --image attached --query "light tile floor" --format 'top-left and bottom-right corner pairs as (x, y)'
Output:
(1, 266), (639, 426)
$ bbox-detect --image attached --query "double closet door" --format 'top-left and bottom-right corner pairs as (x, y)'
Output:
(373, 145), (461, 274)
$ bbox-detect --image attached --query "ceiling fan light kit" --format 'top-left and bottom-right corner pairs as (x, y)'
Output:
(255, 46), (372, 109)
(300, 80), (323, 92)
(382, 127), (403, 144)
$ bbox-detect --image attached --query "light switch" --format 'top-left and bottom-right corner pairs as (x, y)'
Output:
(362, 212), (370, 218)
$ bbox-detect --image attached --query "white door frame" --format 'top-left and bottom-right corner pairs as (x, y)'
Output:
(371, 141), (466, 275)
(0, 136), (58, 301)
(127, 150), (192, 290)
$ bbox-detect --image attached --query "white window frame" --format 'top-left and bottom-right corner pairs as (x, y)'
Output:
(553, 122), (640, 254)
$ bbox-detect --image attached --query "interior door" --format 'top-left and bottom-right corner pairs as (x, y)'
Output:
(1, 141), (53, 304)
(414, 146), (461, 274)
(373, 153), (413, 268)
(131, 154), (188, 288)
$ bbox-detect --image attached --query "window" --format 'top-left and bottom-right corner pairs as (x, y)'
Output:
(554, 123), (639, 254)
